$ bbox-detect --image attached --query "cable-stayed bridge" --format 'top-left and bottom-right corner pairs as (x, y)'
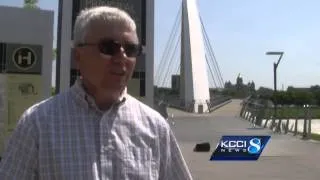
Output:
(154, 0), (229, 113)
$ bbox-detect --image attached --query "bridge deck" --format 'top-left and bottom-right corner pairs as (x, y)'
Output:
(169, 99), (320, 180)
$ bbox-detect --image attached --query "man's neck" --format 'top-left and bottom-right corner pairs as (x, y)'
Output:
(81, 79), (125, 111)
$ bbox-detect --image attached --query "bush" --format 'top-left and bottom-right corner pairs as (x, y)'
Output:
(270, 90), (313, 106)
(51, 87), (56, 96)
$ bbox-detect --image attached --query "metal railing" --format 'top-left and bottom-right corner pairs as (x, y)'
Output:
(155, 95), (231, 113)
(240, 100), (318, 139)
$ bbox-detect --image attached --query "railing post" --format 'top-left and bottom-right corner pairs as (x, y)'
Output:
(293, 105), (299, 136)
(249, 105), (254, 123)
(253, 105), (258, 126)
(263, 108), (269, 128)
(249, 105), (253, 121)
(250, 105), (255, 125)
(294, 117), (298, 136)
(285, 118), (290, 134)
(308, 106), (312, 139)
(245, 106), (249, 120)
(241, 104), (246, 118)
(302, 104), (308, 139)
(275, 106), (282, 133)
(255, 105), (263, 126)
(270, 106), (276, 131)
(240, 102), (246, 118)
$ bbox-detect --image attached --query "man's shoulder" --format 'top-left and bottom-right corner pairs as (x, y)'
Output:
(125, 95), (170, 128)
(126, 95), (161, 117)
(21, 91), (73, 119)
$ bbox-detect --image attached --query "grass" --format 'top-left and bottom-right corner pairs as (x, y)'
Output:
(310, 133), (320, 141)
(256, 107), (320, 119)
(292, 132), (320, 141)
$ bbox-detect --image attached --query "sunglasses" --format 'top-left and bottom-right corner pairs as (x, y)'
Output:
(78, 39), (143, 58)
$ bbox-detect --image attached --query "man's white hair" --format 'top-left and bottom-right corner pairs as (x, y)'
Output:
(73, 6), (137, 46)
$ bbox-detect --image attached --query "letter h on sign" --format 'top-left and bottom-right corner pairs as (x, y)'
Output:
(17, 51), (32, 65)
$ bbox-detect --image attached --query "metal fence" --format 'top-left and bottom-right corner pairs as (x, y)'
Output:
(240, 100), (319, 139)
(154, 95), (231, 113)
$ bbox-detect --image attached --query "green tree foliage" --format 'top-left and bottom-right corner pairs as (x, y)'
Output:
(256, 87), (273, 100)
(24, 0), (39, 9)
(269, 90), (314, 106)
(310, 85), (320, 105)
(51, 87), (56, 96)
(53, 48), (57, 60)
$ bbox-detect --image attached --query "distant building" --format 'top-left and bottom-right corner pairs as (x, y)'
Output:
(236, 73), (244, 89)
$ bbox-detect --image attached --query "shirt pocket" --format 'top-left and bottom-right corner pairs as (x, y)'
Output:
(120, 146), (158, 180)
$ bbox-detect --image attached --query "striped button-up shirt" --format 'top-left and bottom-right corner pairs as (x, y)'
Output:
(0, 79), (193, 180)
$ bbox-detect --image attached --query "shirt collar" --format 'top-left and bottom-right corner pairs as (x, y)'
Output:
(70, 78), (127, 112)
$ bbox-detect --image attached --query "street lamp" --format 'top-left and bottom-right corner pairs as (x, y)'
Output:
(266, 51), (284, 132)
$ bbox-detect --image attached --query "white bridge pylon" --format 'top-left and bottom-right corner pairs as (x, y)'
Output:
(180, 0), (210, 113)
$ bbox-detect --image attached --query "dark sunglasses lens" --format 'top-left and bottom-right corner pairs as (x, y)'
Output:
(99, 41), (119, 55)
(124, 44), (141, 57)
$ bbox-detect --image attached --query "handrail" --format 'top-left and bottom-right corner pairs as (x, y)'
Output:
(240, 100), (317, 139)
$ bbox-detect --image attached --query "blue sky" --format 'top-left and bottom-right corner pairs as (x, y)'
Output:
(1, 0), (320, 89)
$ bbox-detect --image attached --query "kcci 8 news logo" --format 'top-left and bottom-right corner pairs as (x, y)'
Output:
(210, 135), (270, 161)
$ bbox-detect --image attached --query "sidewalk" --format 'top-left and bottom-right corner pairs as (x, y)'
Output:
(169, 99), (320, 180)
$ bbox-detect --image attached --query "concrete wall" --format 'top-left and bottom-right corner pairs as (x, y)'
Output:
(0, 6), (54, 98)
(0, 5), (54, 155)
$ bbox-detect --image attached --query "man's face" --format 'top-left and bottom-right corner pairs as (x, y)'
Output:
(75, 20), (139, 95)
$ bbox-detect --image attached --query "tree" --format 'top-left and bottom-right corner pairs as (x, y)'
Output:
(257, 87), (273, 99)
(292, 91), (313, 106)
(51, 87), (56, 96)
(53, 48), (57, 60)
(270, 91), (292, 105)
(24, 0), (39, 9)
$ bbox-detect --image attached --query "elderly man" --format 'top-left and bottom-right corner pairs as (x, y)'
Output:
(0, 6), (192, 180)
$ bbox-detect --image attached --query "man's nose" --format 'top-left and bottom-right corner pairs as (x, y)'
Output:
(111, 47), (127, 62)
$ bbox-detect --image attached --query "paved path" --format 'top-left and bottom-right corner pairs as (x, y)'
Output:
(168, 99), (320, 180)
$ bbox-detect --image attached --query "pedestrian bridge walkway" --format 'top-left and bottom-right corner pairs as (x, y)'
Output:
(169, 99), (320, 180)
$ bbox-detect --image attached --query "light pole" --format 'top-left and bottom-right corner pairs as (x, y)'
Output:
(266, 51), (284, 132)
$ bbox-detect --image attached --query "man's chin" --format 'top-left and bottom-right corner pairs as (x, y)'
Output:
(103, 89), (125, 103)
(100, 83), (126, 94)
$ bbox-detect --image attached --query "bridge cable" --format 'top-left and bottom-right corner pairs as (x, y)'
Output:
(202, 24), (223, 88)
(199, 17), (221, 88)
(160, 33), (181, 87)
(202, 23), (225, 88)
(206, 54), (218, 88)
(204, 33), (224, 87)
(166, 35), (181, 87)
(156, 5), (182, 86)
(155, 8), (180, 85)
(200, 15), (225, 88)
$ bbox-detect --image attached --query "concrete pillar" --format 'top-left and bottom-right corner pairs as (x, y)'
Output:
(57, 0), (73, 93)
(145, 0), (155, 108)
(181, 0), (210, 113)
